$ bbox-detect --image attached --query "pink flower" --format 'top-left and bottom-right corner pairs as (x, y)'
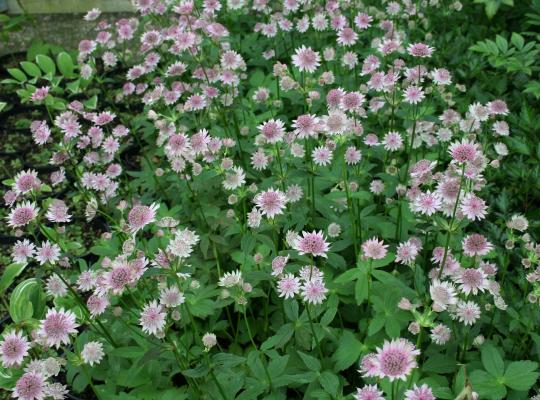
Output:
(7, 202), (39, 228)
(430, 324), (451, 345)
(362, 237), (388, 260)
(354, 384), (384, 400)
(412, 191), (442, 216)
(345, 146), (362, 165)
(460, 193), (487, 221)
(38, 308), (79, 348)
(13, 372), (46, 400)
(0, 331), (29, 367)
(258, 119), (285, 143)
(405, 384), (436, 400)
(294, 231), (330, 258)
(407, 43), (435, 57)
(403, 85), (425, 104)
(35, 241), (61, 265)
(46, 200), (71, 223)
(382, 131), (403, 151)
(13, 170), (41, 194)
(11, 239), (35, 264)
(292, 114), (320, 138)
(277, 274), (301, 299)
(449, 140), (478, 163)
(292, 45), (320, 73)
(312, 146), (333, 166)
(30, 86), (50, 102)
(128, 203), (159, 233)
(462, 234), (493, 257)
(373, 338), (420, 381)
(301, 279), (328, 304)
(395, 240), (419, 266)
(455, 268), (488, 295)
(254, 188), (287, 219)
(139, 300), (166, 336)
(455, 300), (481, 325)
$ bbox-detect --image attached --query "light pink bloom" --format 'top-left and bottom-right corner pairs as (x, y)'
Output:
(362, 237), (388, 260)
(139, 300), (166, 336)
(294, 231), (330, 258)
(372, 339), (420, 381)
(354, 384), (384, 400)
(405, 384), (436, 400)
(7, 202), (39, 228)
(13, 372), (46, 400)
(254, 188), (287, 219)
(301, 279), (328, 304)
(38, 308), (79, 348)
(128, 203), (159, 233)
(462, 234), (493, 257)
(292, 46), (320, 73)
(277, 274), (301, 299)
(1, 331), (29, 367)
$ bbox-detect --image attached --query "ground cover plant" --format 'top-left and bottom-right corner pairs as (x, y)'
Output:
(1, 0), (540, 399)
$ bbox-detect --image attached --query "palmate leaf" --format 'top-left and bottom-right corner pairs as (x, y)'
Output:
(331, 330), (363, 371)
(503, 361), (539, 391)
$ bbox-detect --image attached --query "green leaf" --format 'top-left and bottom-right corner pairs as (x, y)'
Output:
(9, 278), (46, 323)
(511, 33), (525, 49)
(319, 371), (339, 397)
(20, 61), (42, 78)
(7, 68), (26, 82)
(503, 361), (539, 391)
(297, 351), (321, 372)
(334, 268), (360, 284)
(0, 263), (27, 294)
(261, 323), (294, 351)
(331, 331), (363, 371)
(470, 370), (506, 400)
(284, 299), (298, 321)
(57, 52), (75, 78)
(423, 353), (458, 374)
(212, 353), (246, 369)
(268, 355), (289, 379)
(481, 343), (505, 378)
(36, 55), (56, 75)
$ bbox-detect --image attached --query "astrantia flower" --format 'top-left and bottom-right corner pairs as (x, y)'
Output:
(168, 228), (199, 259)
(13, 372), (46, 400)
(1, 331), (29, 367)
(407, 43), (435, 58)
(373, 339), (420, 381)
(312, 146), (333, 166)
(449, 140), (478, 163)
(462, 234), (493, 257)
(128, 203), (159, 233)
(258, 119), (285, 143)
(7, 202), (39, 228)
(11, 239), (35, 264)
(383, 131), (403, 151)
(301, 279), (328, 304)
(405, 384), (435, 400)
(223, 166), (246, 190)
(455, 268), (488, 295)
(362, 237), (388, 260)
(345, 146), (362, 165)
(429, 279), (457, 311)
(218, 270), (243, 288)
(159, 286), (185, 307)
(294, 231), (330, 258)
(292, 114), (320, 138)
(38, 308), (79, 348)
(412, 191), (441, 216)
(46, 200), (72, 223)
(13, 170), (41, 194)
(292, 45), (320, 73)
(403, 86), (425, 104)
(254, 188), (287, 218)
(395, 240), (419, 266)
(430, 324), (451, 345)
(81, 341), (105, 366)
(455, 300), (481, 325)
(139, 301), (166, 336)
(277, 274), (301, 299)
(35, 241), (61, 265)
(460, 193), (487, 221)
(354, 384), (384, 400)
